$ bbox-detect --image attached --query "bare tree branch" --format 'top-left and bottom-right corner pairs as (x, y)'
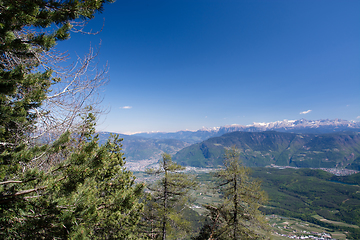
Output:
(0, 180), (23, 185)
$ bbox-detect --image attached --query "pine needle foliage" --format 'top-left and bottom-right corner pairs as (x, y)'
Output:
(206, 147), (269, 240)
(1, 0), (145, 238)
(143, 153), (198, 240)
(0, 0), (114, 149)
(1, 113), (145, 239)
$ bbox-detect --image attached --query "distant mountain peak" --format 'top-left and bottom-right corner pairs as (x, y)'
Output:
(130, 119), (360, 144)
(199, 126), (220, 132)
(221, 119), (359, 131)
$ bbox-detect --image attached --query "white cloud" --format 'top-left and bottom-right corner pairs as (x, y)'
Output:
(300, 110), (312, 115)
(120, 106), (132, 109)
(357, 116), (360, 119)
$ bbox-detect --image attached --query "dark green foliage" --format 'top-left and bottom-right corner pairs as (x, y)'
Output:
(0, 114), (145, 239)
(173, 131), (360, 169)
(191, 223), (213, 240)
(0, 0), (147, 238)
(195, 167), (360, 238)
(346, 156), (360, 170)
(0, 0), (114, 172)
(331, 172), (360, 185)
(1, 0), (113, 148)
(250, 168), (360, 237)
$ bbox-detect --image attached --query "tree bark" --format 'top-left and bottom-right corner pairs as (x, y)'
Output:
(234, 175), (238, 240)
(162, 166), (168, 240)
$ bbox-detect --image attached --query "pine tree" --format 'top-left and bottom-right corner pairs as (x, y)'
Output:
(205, 147), (269, 240)
(0, 0), (114, 178)
(0, 0), (113, 147)
(1, 1), (146, 238)
(143, 153), (198, 240)
(0, 112), (145, 239)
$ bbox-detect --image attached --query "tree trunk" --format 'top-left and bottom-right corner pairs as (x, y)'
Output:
(162, 169), (168, 240)
(234, 175), (238, 240)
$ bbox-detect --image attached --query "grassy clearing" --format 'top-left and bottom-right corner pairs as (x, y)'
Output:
(312, 214), (359, 229)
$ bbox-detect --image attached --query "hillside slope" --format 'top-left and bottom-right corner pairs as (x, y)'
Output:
(173, 131), (360, 169)
(98, 132), (190, 161)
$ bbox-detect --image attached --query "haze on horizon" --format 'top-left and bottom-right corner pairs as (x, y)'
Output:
(57, 0), (360, 134)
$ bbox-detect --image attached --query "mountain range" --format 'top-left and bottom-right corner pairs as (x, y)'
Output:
(97, 132), (190, 161)
(97, 119), (360, 169)
(133, 119), (360, 143)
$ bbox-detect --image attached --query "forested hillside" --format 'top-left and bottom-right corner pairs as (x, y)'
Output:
(173, 131), (360, 169)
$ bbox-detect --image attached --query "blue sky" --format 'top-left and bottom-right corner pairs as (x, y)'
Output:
(57, 0), (359, 134)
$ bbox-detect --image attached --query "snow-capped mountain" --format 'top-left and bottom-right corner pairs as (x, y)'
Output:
(217, 119), (360, 134)
(133, 119), (360, 143)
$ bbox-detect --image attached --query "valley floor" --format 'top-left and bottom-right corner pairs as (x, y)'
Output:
(268, 215), (347, 240)
(133, 167), (360, 239)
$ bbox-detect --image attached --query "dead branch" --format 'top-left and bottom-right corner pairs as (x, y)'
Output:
(0, 180), (23, 185)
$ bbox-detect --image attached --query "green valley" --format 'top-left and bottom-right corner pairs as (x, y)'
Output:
(190, 168), (360, 239)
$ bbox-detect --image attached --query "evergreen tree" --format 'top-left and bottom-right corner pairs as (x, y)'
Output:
(0, 0), (113, 148)
(1, 113), (145, 239)
(205, 147), (269, 240)
(143, 153), (198, 240)
(1, 0), (146, 238)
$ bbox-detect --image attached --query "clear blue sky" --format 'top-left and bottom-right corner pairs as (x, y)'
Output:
(57, 0), (359, 134)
